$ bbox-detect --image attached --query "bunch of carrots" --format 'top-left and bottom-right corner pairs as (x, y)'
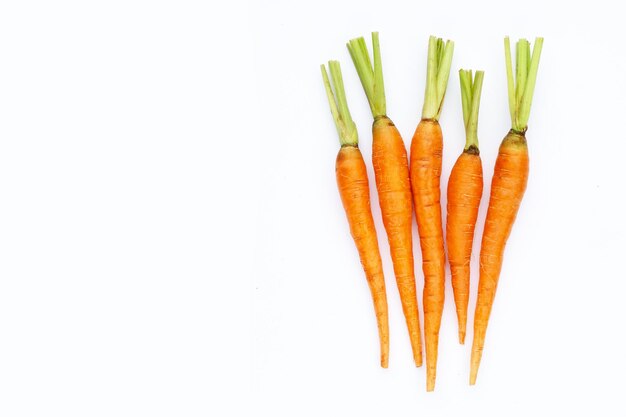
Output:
(321, 33), (543, 390)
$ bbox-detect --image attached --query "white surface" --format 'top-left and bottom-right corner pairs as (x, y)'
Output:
(0, 1), (255, 416)
(253, 0), (626, 416)
(0, 1), (624, 416)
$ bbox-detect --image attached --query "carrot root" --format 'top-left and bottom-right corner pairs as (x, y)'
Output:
(373, 116), (423, 367)
(412, 36), (454, 391)
(470, 131), (528, 383)
(336, 146), (390, 368)
(470, 37), (542, 384)
(447, 151), (483, 345)
(348, 33), (423, 367)
(410, 118), (445, 392)
(321, 62), (389, 368)
(448, 69), (485, 345)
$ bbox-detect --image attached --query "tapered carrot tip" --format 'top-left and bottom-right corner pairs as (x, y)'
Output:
(426, 377), (435, 392)
(469, 369), (478, 385)
(469, 353), (481, 385)
(459, 331), (466, 345)
(381, 355), (389, 369)
(426, 365), (436, 391)
(415, 355), (422, 368)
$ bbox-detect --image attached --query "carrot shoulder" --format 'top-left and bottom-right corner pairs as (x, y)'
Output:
(321, 61), (389, 367)
(470, 37), (543, 385)
(446, 69), (484, 345)
(410, 36), (454, 391)
(347, 33), (422, 367)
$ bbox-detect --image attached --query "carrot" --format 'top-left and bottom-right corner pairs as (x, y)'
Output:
(321, 61), (390, 367)
(446, 69), (485, 345)
(410, 36), (454, 391)
(347, 33), (423, 367)
(470, 37), (544, 385)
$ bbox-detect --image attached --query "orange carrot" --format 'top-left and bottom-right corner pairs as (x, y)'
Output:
(410, 36), (454, 391)
(347, 33), (422, 367)
(470, 37), (543, 385)
(321, 61), (389, 367)
(446, 69), (485, 345)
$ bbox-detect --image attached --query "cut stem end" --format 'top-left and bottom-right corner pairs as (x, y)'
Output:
(459, 69), (484, 150)
(421, 36), (455, 120)
(347, 32), (387, 119)
(321, 62), (358, 147)
(505, 36), (544, 132)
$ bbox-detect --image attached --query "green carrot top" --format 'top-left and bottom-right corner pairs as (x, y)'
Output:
(346, 32), (386, 119)
(422, 36), (455, 121)
(321, 61), (358, 147)
(504, 37), (544, 133)
(459, 69), (484, 151)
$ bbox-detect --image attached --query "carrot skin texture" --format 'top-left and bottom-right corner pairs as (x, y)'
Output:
(470, 131), (528, 384)
(372, 116), (423, 367)
(410, 119), (445, 391)
(336, 145), (390, 368)
(446, 151), (483, 344)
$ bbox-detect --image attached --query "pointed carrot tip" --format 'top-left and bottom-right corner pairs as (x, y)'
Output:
(469, 367), (478, 385)
(415, 358), (423, 368)
(381, 356), (389, 369)
(459, 332), (466, 345)
(426, 375), (436, 391)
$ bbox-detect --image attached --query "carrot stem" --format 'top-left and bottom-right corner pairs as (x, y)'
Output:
(347, 32), (386, 118)
(505, 37), (544, 132)
(321, 61), (358, 146)
(519, 38), (543, 129)
(459, 70), (472, 130)
(459, 69), (484, 150)
(422, 36), (454, 121)
(504, 38), (516, 128)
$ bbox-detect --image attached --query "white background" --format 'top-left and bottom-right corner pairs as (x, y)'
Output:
(0, 0), (624, 416)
